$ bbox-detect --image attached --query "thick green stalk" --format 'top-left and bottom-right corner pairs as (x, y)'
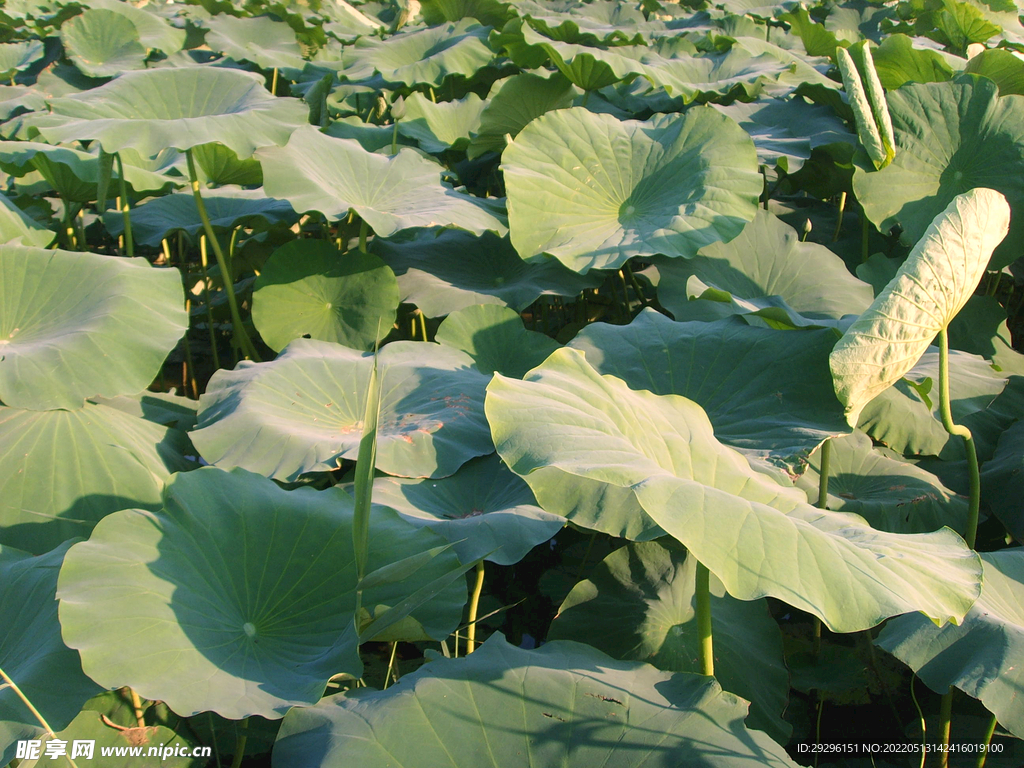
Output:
(0, 666), (80, 768)
(695, 561), (714, 676)
(115, 153), (133, 258)
(832, 192), (846, 242)
(977, 713), (998, 768)
(938, 328), (981, 547)
(465, 561), (485, 654)
(359, 219), (369, 253)
(228, 718), (248, 768)
(185, 149), (260, 362)
(816, 438), (831, 509)
(938, 690), (953, 768)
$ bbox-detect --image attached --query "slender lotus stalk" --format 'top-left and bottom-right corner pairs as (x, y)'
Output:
(695, 561), (713, 676)
(353, 338), (383, 628)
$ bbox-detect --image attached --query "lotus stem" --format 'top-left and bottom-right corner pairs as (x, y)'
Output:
(383, 641), (399, 689)
(466, 561), (485, 654)
(938, 689), (953, 768)
(816, 438), (831, 509)
(199, 236), (222, 371)
(910, 675), (927, 768)
(977, 713), (998, 768)
(185, 148), (261, 362)
(0, 666), (80, 768)
(129, 687), (145, 728)
(271, 67), (278, 96)
(228, 718), (248, 768)
(695, 560), (713, 676)
(833, 191), (846, 242)
(115, 153), (133, 258)
(359, 219), (369, 253)
(937, 328), (980, 547)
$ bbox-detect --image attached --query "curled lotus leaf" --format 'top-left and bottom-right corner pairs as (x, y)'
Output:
(192, 339), (493, 481)
(0, 246), (187, 411)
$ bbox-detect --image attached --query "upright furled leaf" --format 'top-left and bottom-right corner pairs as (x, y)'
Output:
(830, 189), (1010, 426)
(836, 42), (894, 170)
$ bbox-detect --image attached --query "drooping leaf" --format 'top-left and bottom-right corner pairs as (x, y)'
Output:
(190, 142), (263, 186)
(60, 8), (147, 78)
(795, 430), (968, 533)
(56, 467), (467, 719)
(487, 347), (982, 631)
(503, 106), (761, 273)
(372, 453), (563, 565)
(467, 71), (575, 159)
(0, 192), (54, 247)
(40, 67), (309, 159)
(549, 541), (791, 743)
(258, 125), (506, 237)
(272, 634), (799, 768)
(251, 239), (399, 352)
(0, 542), (102, 767)
(396, 92), (486, 154)
(435, 304), (560, 378)
(371, 229), (600, 317)
(830, 188), (1010, 426)
(654, 210), (874, 321)
(876, 549), (1024, 739)
(569, 310), (850, 478)
(0, 402), (193, 554)
(852, 78), (1024, 268)
(0, 246), (187, 410)
(340, 21), (494, 87)
(103, 187), (297, 248)
(0, 40), (44, 81)
(192, 339), (492, 480)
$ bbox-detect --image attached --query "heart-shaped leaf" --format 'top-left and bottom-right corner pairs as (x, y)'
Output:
(60, 9), (147, 79)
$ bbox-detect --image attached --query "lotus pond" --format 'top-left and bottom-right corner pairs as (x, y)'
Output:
(1, 0), (1024, 765)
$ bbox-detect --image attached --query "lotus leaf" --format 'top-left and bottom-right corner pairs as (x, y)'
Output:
(0, 403), (193, 554)
(654, 210), (874, 321)
(251, 240), (399, 352)
(549, 541), (791, 742)
(40, 67), (309, 159)
(83, 0), (186, 55)
(831, 189), (1010, 425)
(487, 348), (982, 631)
(372, 453), (563, 565)
(980, 419), (1024, 540)
(0, 191), (53, 247)
(0, 246), (187, 410)
(340, 21), (493, 87)
(272, 633), (799, 768)
(964, 47), (1024, 95)
(503, 106), (761, 273)
(371, 229), (599, 316)
(258, 125), (506, 236)
(56, 467), (467, 719)
(467, 71), (575, 159)
(569, 310), (850, 477)
(396, 92), (486, 154)
(853, 78), (1024, 268)
(0, 542), (102, 767)
(876, 549), (1024, 738)
(795, 430), (968, 533)
(204, 14), (306, 72)
(435, 304), (560, 377)
(0, 41), (43, 81)
(192, 339), (492, 480)
(60, 9), (148, 79)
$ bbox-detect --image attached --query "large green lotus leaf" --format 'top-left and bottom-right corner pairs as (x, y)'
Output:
(794, 430), (968, 534)
(948, 294), (1024, 376)
(104, 188), (297, 248)
(852, 78), (1024, 269)
(0, 542), (102, 767)
(549, 541), (790, 743)
(877, 549), (1024, 738)
(712, 98), (856, 171)
(396, 92), (486, 154)
(964, 48), (1024, 96)
(487, 348), (981, 631)
(435, 304), (560, 378)
(0, 247), (187, 410)
(520, 0), (657, 46)
(251, 240), (399, 352)
(371, 229), (599, 317)
(0, 41), (44, 81)
(0, 403), (193, 554)
(640, 49), (791, 103)
(39, 67), (309, 160)
(654, 210), (874, 321)
(56, 467), (466, 719)
(192, 339), (492, 480)
(569, 310), (850, 477)
(272, 633), (799, 768)
(0, 141), (177, 202)
(421, 0), (513, 27)
(60, 9), (148, 78)
(258, 125), (506, 237)
(858, 349), (1012, 460)
(730, 36), (838, 90)
(191, 141), (264, 186)
(89, 389), (198, 431)
(340, 21), (493, 87)
(467, 71), (575, 159)
(980, 420), (1024, 540)
(871, 34), (954, 89)
(0, 192), (54, 247)
(831, 189), (1010, 426)
(84, 0), (186, 55)
(503, 106), (760, 273)
(525, 37), (648, 92)
(204, 14), (306, 72)
(371, 453), (563, 565)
